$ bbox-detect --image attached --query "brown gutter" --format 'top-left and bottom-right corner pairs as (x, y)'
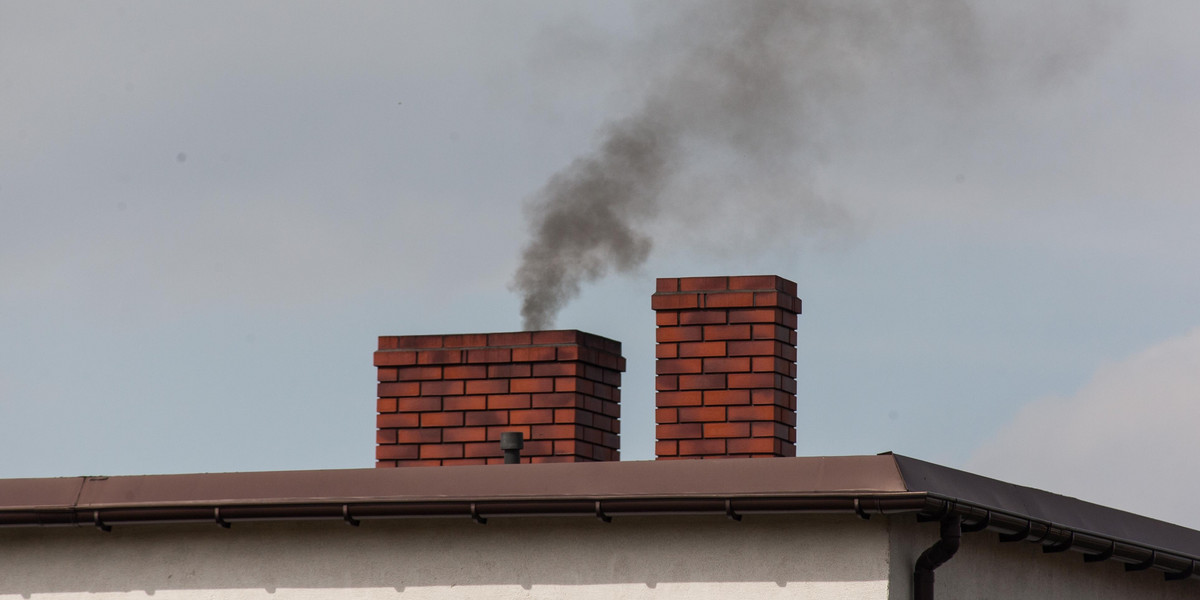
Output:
(0, 456), (920, 527)
(922, 496), (1199, 583)
(890, 456), (1200, 582)
(3, 456), (1195, 582)
(0, 493), (931, 528)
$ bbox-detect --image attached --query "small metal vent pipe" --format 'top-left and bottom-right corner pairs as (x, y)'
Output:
(500, 432), (524, 464)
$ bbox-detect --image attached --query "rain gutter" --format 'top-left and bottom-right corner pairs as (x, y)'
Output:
(920, 495), (1199, 583)
(0, 492), (930, 529)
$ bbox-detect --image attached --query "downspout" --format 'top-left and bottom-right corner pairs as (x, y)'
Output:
(914, 515), (962, 600)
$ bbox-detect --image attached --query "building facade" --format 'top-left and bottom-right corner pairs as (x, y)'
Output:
(3, 276), (1197, 599)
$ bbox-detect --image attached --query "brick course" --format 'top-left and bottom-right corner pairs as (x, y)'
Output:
(653, 275), (800, 459)
(375, 330), (623, 467)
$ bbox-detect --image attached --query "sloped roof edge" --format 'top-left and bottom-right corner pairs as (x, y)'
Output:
(2, 454), (1197, 580)
(892, 454), (1200, 565)
(2, 455), (906, 510)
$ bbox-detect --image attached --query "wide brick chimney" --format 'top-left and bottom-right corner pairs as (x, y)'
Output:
(375, 330), (623, 466)
(653, 275), (801, 459)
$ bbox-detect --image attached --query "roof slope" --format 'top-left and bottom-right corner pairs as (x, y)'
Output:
(2, 454), (1197, 579)
(2, 455), (906, 510)
(894, 454), (1200, 558)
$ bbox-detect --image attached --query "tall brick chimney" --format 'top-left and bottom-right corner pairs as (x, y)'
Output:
(375, 330), (624, 466)
(652, 276), (800, 459)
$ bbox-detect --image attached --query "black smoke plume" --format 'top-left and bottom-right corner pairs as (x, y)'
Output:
(513, 116), (675, 331)
(513, 0), (1114, 330)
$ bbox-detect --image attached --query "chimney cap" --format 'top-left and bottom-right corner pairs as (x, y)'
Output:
(499, 432), (525, 451)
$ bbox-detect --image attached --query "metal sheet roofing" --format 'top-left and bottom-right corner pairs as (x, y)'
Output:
(2, 454), (1197, 580)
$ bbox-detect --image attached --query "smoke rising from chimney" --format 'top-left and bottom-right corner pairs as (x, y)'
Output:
(514, 1), (1114, 330)
(513, 116), (675, 331)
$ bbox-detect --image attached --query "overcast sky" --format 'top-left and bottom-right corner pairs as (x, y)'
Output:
(3, 2), (1199, 529)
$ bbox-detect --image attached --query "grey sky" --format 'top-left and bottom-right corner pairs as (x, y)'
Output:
(3, 2), (1199, 528)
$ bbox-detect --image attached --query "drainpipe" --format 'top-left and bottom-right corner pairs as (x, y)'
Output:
(914, 515), (962, 600)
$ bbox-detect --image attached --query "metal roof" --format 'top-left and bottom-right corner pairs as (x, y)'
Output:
(2, 454), (1197, 581)
(894, 455), (1200, 558)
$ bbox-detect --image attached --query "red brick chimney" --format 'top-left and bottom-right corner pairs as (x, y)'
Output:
(653, 276), (800, 459)
(375, 330), (623, 466)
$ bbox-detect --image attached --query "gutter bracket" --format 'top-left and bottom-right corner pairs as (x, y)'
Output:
(917, 502), (951, 523)
(1083, 541), (1116, 563)
(470, 503), (487, 525)
(853, 498), (871, 521)
(912, 504), (950, 523)
(1125, 550), (1156, 572)
(725, 499), (742, 522)
(1165, 560), (1195, 582)
(595, 501), (612, 523)
(999, 521), (1031, 543)
(214, 507), (231, 529)
(961, 512), (990, 533)
(93, 510), (111, 533)
(342, 504), (360, 527)
(1029, 522), (1052, 544)
(1043, 532), (1074, 553)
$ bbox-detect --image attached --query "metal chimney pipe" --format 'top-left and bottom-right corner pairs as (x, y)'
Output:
(500, 432), (524, 464)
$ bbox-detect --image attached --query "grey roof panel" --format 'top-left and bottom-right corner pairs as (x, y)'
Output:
(893, 454), (1200, 557)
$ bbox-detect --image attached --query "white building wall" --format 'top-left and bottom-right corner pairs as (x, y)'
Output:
(887, 518), (1200, 600)
(0, 514), (891, 600)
